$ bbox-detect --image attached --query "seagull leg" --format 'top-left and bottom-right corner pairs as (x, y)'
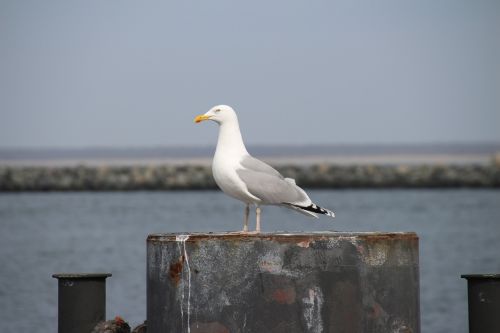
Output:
(243, 203), (250, 232)
(255, 206), (261, 233)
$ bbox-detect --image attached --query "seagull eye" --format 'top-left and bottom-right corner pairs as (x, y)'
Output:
(214, 109), (221, 113)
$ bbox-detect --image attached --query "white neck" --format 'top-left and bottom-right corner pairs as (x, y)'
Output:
(215, 118), (248, 157)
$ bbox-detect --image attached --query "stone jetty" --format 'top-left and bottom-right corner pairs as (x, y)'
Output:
(1, 162), (499, 191)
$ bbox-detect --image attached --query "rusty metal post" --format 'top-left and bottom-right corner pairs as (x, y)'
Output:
(52, 273), (112, 333)
(147, 232), (420, 333)
(461, 274), (500, 333)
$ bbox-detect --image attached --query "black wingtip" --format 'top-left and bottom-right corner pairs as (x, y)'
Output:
(288, 203), (335, 218)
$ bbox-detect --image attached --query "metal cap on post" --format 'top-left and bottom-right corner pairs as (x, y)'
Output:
(461, 274), (500, 333)
(53, 273), (112, 333)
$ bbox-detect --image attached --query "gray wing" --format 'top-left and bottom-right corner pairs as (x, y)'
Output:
(237, 156), (309, 204)
(240, 155), (283, 179)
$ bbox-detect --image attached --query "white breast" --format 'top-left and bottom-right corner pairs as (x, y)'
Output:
(212, 154), (260, 204)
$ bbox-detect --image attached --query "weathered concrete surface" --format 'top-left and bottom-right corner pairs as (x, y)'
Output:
(147, 232), (419, 333)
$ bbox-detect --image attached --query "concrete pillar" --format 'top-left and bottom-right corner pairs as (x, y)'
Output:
(147, 232), (419, 333)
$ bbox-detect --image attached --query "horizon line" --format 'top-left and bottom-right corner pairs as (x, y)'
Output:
(1, 141), (500, 152)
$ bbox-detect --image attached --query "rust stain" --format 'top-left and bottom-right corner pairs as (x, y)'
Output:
(327, 280), (362, 332)
(168, 255), (184, 286)
(368, 302), (384, 319)
(148, 232), (418, 244)
(272, 288), (296, 304)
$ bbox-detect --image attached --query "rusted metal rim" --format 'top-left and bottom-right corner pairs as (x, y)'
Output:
(461, 274), (500, 280)
(52, 273), (112, 279)
(147, 231), (418, 243)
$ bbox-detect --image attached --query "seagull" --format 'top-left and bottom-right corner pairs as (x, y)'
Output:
(194, 105), (335, 232)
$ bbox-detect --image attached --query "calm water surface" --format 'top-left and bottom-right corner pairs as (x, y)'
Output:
(1, 189), (499, 332)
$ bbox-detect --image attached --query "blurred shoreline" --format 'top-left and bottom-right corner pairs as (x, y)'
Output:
(1, 143), (499, 166)
(1, 144), (499, 191)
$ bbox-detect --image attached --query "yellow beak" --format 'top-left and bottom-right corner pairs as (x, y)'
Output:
(194, 114), (211, 123)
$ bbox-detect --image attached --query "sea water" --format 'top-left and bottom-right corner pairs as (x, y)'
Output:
(1, 189), (499, 332)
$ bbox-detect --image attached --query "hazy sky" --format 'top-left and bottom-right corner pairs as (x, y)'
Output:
(1, 0), (499, 148)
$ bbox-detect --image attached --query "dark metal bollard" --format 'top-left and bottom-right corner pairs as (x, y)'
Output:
(52, 273), (112, 333)
(147, 232), (420, 333)
(461, 274), (500, 333)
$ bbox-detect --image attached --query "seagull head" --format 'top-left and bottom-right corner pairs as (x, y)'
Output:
(194, 105), (237, 125)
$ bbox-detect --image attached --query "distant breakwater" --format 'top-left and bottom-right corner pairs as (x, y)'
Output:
(1, 163), (499, 191)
